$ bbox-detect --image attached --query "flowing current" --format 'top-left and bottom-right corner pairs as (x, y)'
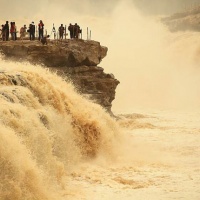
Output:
(0, 60), (122, 200)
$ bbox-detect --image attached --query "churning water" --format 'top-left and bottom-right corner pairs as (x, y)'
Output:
(1, 58), (200, 200)
(0, 60), (123, 200)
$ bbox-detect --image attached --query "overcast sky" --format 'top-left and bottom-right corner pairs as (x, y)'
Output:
(1, 0), (200, 19)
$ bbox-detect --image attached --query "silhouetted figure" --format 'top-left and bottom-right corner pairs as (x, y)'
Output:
(3, 21), (9, 41)
(41, 35), (50, 45)
(29, 22), (35, 40)
(38, 20), (44, 40)
(68, 23), (74, 39)
(59, 24), (65, 39)
(74, 23), (80, 39)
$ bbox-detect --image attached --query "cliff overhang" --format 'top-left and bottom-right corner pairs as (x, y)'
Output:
(0, 39), (120, 114)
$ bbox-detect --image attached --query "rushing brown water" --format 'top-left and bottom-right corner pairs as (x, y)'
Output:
(1, 60), (200, 200)
(0, 60), (123, 200)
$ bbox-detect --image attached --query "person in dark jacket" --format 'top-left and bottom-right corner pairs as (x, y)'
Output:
(58, 24), (65, 39)
(3, 21), (9, 41)
(68, 23), (74, 39)
(74, 23), (80, 39)
(29, 22), (35, 40)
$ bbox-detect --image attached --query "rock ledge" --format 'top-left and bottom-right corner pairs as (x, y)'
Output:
(0, 39), (120, 113)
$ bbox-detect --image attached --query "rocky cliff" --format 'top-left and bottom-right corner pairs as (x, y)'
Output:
(0, 39), (120, 114)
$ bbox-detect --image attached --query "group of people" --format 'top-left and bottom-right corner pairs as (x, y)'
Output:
(68, 23), (81, 39)
(0, 20), (42, 41)
(0, 20), (82, 43)
(54, 23), (82, 39)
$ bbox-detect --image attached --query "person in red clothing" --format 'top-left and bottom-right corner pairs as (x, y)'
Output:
(10, 22), (16, 40)
(38, 20), (44, 41)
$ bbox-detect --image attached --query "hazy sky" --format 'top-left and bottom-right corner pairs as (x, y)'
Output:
(1, 0), (200, 19)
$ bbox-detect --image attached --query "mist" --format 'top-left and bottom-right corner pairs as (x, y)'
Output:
(1, 0), (200, 113)
(101, 1), (200, 113)
(1, 0), (200, 17)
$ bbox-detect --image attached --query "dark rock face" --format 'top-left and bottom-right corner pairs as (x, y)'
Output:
(55, 65), (119, 112)
(0, 39), (119, 113)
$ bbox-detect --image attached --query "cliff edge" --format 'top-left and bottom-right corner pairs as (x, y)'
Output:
(0, 39), (120, 114)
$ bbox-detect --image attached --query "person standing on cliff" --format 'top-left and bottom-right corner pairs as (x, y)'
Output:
(58, 24), (65, 39)
(3, 21), (9, 41)
(74, 23), (80, 39)
(20, 25), (27, 41)
(38, 20), (44, 41)
(13, 22), (17, 40)
(10, 22), (16, 40)
(68, 23), (74, 39)
(29, 22), (35, 40)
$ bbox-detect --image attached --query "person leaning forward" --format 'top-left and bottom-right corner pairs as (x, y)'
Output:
(41, 35), (50, 45)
